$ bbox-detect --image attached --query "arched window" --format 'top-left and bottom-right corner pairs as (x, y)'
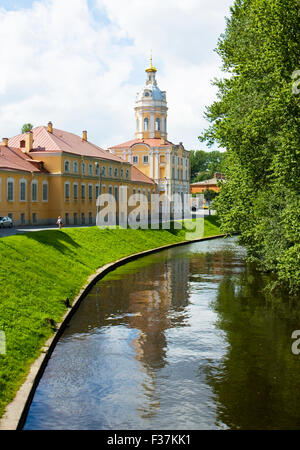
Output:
(73, 183), (78, 200)
(81, 162), (86, 174)
(19, 179), (26, 202)
(31, 180), (38, 202)
(155, 118), (160, 131)
(64, 182), (70, 200)
(144, 117), (149, 131)
(126, 169), (130, 179)
(88, 183), (93, 200)
(64, 160), (70, 173)
(73, 161), (78, 173)
(7, 178), (14, 202)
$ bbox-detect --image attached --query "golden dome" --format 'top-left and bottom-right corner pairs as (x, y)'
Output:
(145, 52), (157, 73)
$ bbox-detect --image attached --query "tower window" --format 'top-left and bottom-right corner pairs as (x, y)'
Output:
(144, 118), (149, 131)
(155, 118), (160, 131)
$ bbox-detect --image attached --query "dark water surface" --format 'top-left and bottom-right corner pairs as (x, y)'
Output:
(24, 237), (300, 430)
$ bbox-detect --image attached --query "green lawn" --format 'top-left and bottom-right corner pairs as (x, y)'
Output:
(0, 217), (221, 419)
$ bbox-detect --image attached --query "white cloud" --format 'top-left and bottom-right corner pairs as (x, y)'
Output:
(0, 0), (233, 149)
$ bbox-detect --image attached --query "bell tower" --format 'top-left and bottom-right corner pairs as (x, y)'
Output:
(135, 55), (168, 140)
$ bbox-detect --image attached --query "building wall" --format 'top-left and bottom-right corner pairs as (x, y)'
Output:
(0, 153), (158, 226)
(111, 144), (190, 198)
(190, 184), (220, 194)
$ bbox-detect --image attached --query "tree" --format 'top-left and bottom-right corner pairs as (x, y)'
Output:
(21, 123), (33, 133)
(200, 0), (300, 293)
(189, 149), (226, 182)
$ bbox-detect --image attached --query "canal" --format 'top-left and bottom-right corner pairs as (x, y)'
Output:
(24, 237), (300, 430)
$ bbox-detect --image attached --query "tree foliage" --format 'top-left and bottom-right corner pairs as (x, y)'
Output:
(200, 0), (300, 293)
(189, 149), (226, 182)
(21, 123), (33, 133)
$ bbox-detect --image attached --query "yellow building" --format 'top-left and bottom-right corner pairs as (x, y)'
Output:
(0, 122), (157, 226)
(108, 59), (190, 205)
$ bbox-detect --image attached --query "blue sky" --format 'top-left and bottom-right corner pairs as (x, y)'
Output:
(0, 0), (35, 10)
(0, 0), (234, 150)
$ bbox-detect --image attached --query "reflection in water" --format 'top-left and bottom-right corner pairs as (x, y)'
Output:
(24, 238), (300, 430)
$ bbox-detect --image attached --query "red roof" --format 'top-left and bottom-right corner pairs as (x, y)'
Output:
(109, 138), (175, 150)
(8, 126), (126, 163)
(0, 145), (46, 173)
(131, 166), (155, 185)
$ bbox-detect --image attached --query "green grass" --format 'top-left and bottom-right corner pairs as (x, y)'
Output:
(0, 217), (221, 419)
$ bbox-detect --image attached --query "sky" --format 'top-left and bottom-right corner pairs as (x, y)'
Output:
(0, 0), (234, 150)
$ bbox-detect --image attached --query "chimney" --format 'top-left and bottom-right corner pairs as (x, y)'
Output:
(47, 121), (53, 133)
(2, 138), (8, 147)
(25, 131), (33, 154)
(82, 130), (87, 141)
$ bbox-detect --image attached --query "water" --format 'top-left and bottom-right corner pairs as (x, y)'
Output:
(24, 237), (300, 430)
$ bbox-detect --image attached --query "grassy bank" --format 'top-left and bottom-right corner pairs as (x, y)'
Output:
(0, 217), (220, 419)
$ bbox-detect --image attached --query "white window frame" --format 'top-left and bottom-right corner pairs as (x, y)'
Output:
(73, 161), (78, 173)
(73, 182), (78, 200)
(64, 160), (70, 173)
(133, 156), (139, 164)
(64, 182), (70, 201)
(19, 179), (27, 202)
(7, 178), (14, 202)
(31, 180), (38, 202)
(88, 164), (93, 176)
(144, 117), (149, 131)
(143, 155), (149, 164)
(155, 118), (160, 131)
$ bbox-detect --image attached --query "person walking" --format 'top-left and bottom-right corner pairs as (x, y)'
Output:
(56, 216), (63, 229)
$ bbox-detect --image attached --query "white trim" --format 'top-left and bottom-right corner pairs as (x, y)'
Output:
(73, 182), (79, 200)
(73, 161), (79, 174)
(64, 181), (70, 201)
(7, 177), (14, 202)
(42, 180), (48, 202)
(19, 178), (27, 202)
(31, 179), (38, 202)
(64, 160), (70, 173)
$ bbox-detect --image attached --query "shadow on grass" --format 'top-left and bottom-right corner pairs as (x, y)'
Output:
(24, 230), (81, 255)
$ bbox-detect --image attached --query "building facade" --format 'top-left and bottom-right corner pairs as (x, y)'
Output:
(190, 172), (225, 194)
(0, 122), (157, 226)
(108, 60), (190, 205)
